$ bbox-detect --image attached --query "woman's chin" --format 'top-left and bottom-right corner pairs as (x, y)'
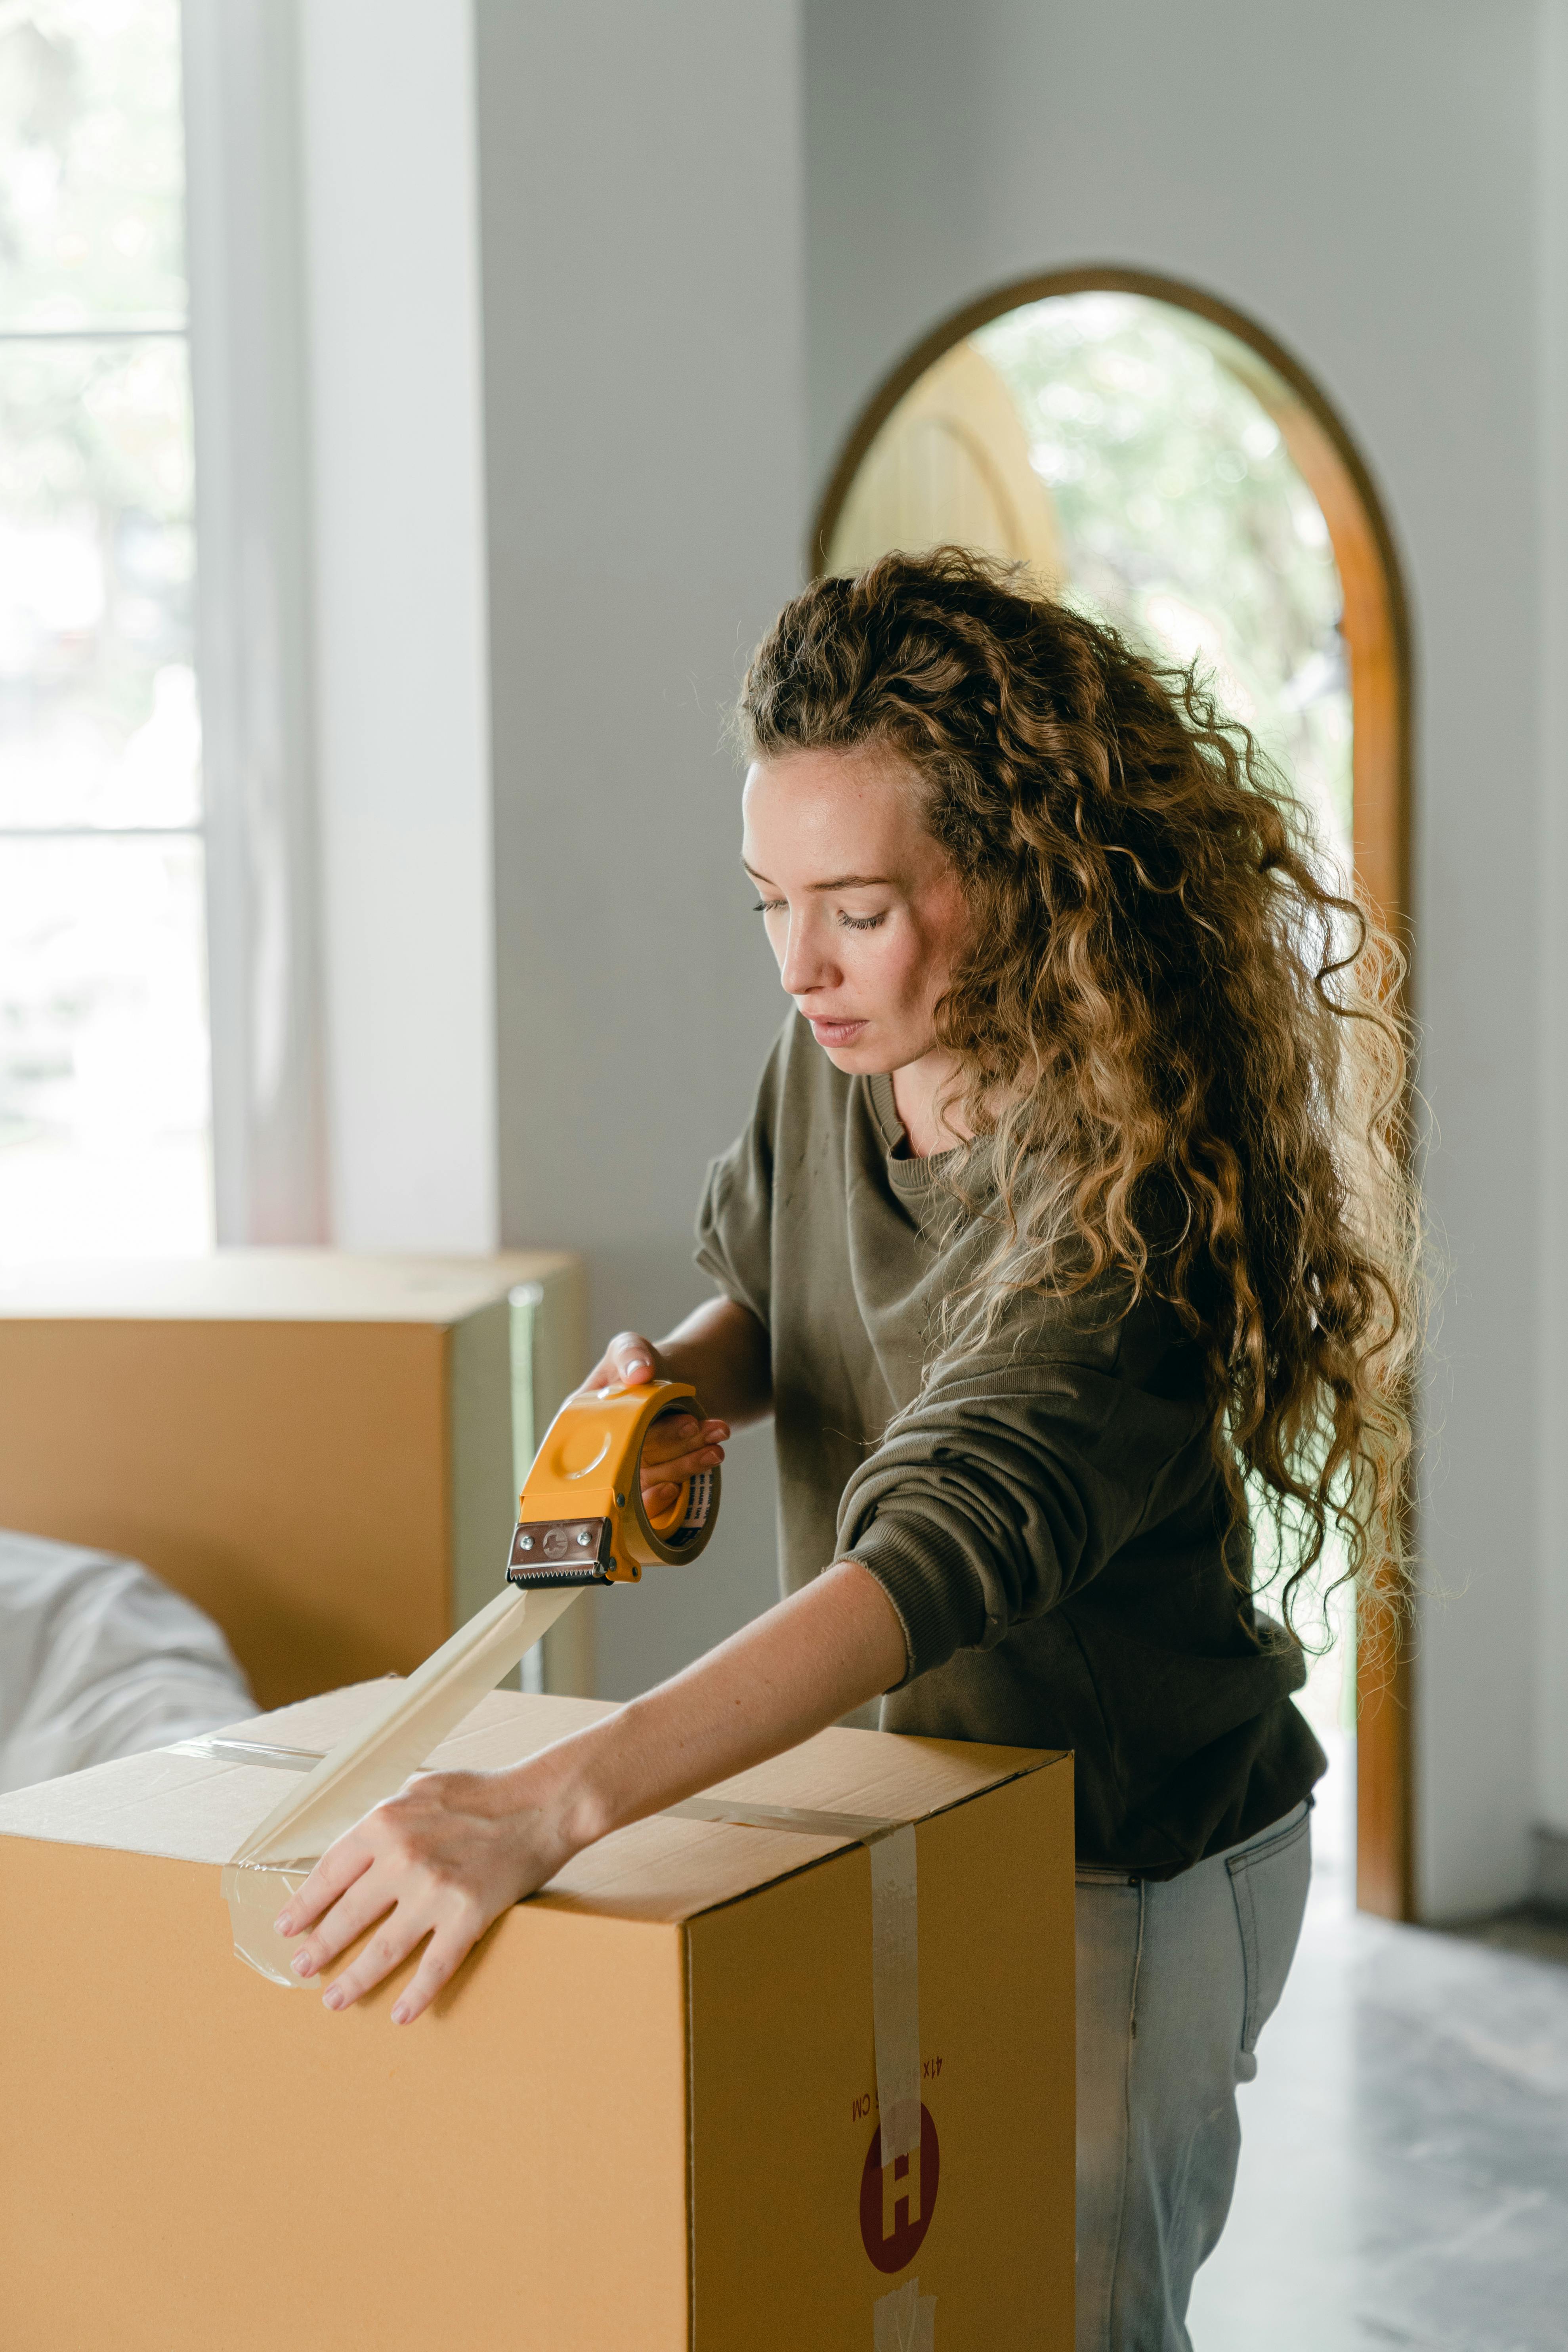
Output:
(808, 1018), (877, 1066)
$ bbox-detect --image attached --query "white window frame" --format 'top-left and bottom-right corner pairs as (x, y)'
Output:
(182, 0), (327, 1244)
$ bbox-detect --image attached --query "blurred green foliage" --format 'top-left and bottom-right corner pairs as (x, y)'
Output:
(976, 292), (1352, 861)
(0, 2), (193, 786)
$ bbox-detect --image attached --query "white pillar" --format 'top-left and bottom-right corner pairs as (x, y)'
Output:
(299, 0), (499, 1252)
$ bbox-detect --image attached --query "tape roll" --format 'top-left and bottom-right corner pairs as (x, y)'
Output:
(627, 1452), (720, 1568)
(522, 1380), (722, 1578)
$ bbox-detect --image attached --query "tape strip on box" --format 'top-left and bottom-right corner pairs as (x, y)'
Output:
(229, 1584), (578, 1869)
(165, 1736), (323, 1771)
(869, 1823), (921, 2164)
(218, 1584), (578, 1986)
(874, 2275), (937, 2350)
(664, 1795), (896, 1840)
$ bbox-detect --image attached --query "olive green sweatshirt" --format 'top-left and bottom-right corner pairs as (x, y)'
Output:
(696, 1013), (1325, 1876)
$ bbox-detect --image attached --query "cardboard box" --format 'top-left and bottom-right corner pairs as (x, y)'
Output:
(0, 1250), (584, 1707)
(0, 1682), (1075, 2349)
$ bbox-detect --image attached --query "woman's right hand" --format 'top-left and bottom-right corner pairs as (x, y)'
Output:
(580, 1331), (729, 1521)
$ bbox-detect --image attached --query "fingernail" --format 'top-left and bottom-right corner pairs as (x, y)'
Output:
(274, 1913), (293, 1935)
(292, 1952), (315, 1977)
(323, 1988), (345, 2011)
(390, 2002), (411, 2025)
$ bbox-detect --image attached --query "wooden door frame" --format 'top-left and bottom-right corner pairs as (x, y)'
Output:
(810, 265), (1416, 1920)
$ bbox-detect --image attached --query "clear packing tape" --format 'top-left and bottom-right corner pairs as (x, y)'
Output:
(869, 1824), (921, 2165)
(874, 2276), (938, 2351)
(221, 1583), (580, 1986)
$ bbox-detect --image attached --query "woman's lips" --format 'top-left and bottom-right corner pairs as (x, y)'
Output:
(809, 1016), (869, 1047)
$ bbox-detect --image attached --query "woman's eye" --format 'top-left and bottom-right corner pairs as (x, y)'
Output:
(837, 910), (885, 932)
(751, 899), (786, 915)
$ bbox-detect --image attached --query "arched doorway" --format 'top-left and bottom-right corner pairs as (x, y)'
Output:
(813, 268), (1413, 1921)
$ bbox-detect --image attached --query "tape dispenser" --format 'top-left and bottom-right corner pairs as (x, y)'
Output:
(505, 1378), (720, 1587)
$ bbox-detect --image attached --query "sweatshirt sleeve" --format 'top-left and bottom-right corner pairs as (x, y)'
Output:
(837, 1312), (1207, 1686)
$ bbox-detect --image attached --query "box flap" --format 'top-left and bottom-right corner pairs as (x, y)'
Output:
(0, 1683), (1062, 1925)
(0, 1249), (574, 1326)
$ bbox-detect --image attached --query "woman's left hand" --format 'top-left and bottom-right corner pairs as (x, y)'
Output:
(273, 1763), (574, 2024)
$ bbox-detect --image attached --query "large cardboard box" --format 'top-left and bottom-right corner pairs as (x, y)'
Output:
(0, 1682), (1075, 2350)
(0, 1251), (584, 1706)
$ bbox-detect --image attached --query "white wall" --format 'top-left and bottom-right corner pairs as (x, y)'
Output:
(474, 0), (805, 1698)
(803, 0), (1546, 1917)
(298, 0), (498, 1253)
(1538, 2), (1568, 1845)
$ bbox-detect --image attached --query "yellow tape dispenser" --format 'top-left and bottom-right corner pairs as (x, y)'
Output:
(506, 1379), (720, 1586)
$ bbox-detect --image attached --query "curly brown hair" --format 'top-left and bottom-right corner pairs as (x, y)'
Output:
(737, 546), (1417, 1634)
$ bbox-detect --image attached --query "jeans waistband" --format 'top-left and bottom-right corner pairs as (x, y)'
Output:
(1075, 1797), (1312, 1887)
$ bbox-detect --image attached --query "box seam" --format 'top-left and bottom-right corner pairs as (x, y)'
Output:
(673, 1751), (1071, 1925)
(684, 1918), (697, 2352)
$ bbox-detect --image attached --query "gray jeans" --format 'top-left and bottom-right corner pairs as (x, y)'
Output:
(1074, 1801), (1312, 2350)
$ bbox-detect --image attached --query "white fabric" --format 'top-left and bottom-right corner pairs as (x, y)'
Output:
(0, 1527), (254, 1795)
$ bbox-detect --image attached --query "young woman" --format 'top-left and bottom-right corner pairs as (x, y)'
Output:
(278, 550), (1413, 2346)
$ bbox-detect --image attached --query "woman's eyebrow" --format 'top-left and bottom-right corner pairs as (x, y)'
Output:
(741, 861), (894, 891)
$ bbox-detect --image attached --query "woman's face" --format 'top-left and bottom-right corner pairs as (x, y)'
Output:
(741, 745), (971, 1076)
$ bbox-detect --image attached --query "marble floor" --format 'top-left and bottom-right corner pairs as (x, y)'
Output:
(1188, 1750), (1568, 2352)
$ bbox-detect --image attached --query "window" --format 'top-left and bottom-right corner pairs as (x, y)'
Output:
(0, 0), (209, 1262)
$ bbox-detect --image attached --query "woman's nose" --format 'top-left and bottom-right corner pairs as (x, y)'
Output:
(779, 912), (834, 997)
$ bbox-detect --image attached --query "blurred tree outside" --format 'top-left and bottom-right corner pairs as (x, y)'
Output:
(0, 0), (187, 329)
(976, 292), (1353, 876)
